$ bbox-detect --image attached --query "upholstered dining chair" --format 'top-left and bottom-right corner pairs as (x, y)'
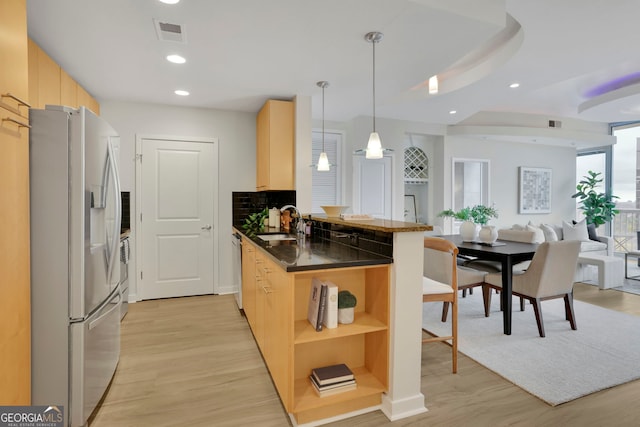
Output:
(440, 266), (487, 321)
(482, 240), (581, 337)
(422, 236), (462, 373)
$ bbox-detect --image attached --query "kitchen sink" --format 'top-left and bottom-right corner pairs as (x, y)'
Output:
(258, 233), (297, 242)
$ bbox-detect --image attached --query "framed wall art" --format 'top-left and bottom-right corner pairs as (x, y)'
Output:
(519, 167), (552, 214)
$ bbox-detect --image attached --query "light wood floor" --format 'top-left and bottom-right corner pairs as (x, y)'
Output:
(90, 283), (640, 427)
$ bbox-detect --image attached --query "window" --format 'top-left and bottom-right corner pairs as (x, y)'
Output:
(311, 130), (342, 214)
(611, 122), (640, 251)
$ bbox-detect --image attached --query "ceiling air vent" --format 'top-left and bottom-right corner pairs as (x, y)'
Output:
(153, 19), (186, 43)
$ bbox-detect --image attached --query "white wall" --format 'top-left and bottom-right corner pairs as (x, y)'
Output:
(100, 98), (606, 302)
(437, 135), (578, 233)
(101, 100), (256, 301)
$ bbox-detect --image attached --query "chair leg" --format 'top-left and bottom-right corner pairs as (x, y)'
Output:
(564, 293), (577, 330)
(462, 289), (467, 298)
(468, 288), (473, 295)
(452, 298), (458, 374)
(519, 296), (525, 311)
(531, 298), (545, 337)
(482, 284), (492, 317)
(441, 302), (449, 322)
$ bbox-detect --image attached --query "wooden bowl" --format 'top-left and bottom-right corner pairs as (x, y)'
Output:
(321, 205), (349, 217)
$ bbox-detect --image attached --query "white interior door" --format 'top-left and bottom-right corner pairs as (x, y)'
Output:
(353, 155), (392, 218)
(139, 137), (216, 300)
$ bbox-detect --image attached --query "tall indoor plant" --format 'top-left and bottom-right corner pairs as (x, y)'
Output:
(572, 170), (619, 227)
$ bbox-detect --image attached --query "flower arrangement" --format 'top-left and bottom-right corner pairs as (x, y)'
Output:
(438, 205), (498, 225)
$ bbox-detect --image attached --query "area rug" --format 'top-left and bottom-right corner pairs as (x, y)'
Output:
(422, 292), (640, 406)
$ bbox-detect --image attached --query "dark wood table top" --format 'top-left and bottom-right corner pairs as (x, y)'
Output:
(439, 235), (538, 261)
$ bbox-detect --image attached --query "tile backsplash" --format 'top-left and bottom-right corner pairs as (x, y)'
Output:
(232, 191), (296, 229)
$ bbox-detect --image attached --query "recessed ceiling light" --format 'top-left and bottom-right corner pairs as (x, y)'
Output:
(174, 90), (189, 96)
(509, 82), (520, 88)
(159, 0), (180, 4)
(449, 110), (457, 115)
(166, 54), (186, 64)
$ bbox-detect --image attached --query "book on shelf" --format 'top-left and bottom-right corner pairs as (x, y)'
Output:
(311, 363), (354, 386)
(307, 278), (327, 331)
(309, 375), (357, 397)
(309, 374), (356, 390)
(322, 281), (338, 329)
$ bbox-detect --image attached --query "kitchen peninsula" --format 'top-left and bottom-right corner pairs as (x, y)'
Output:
(237, 216), (431, 425)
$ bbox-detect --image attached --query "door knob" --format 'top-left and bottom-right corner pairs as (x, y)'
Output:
(201, 224), (212, 230)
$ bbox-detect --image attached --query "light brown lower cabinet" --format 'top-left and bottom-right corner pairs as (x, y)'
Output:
(241, 239), (390, 424)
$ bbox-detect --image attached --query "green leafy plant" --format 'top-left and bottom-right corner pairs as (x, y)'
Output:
(572, 170), (619, 227)
(242, 207), (268, 236)
(338, 290), (357, 309)
(438, 205), (498, 225)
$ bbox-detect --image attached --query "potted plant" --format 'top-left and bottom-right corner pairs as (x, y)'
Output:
(337, 290), (357, 324)
(438, 205), (498, 242)
(242, 207), (268, 236)
(572, 170), (619, 228)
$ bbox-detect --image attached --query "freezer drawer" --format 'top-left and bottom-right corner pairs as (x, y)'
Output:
(70, 287), (121, 426)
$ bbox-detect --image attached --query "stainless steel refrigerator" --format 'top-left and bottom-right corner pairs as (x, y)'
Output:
(30, 105), (122, 427)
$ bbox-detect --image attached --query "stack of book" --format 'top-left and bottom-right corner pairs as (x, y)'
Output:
(309, 363), (356, 397)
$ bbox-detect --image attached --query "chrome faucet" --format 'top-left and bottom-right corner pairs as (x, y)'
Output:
(281, 205), (306, 235)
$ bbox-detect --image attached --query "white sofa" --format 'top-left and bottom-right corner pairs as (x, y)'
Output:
(496, 225), (613, 257)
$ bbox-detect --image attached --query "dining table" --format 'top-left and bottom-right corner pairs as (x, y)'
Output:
(439, 235), (539, 335)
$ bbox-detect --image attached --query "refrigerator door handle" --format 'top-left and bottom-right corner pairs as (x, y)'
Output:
(106, 139), (122, 286)
(89, 289), (122, 331)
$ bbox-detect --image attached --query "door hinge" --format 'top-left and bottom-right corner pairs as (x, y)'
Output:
(136, 153), (143, 162)
(141, 271), (143, 280)
(140, 213), (143, 222)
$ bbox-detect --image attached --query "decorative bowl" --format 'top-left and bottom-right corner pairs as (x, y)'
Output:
(321, 205), (349, 217)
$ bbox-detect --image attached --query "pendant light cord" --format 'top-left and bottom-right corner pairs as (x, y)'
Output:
(322, 84), (325, 152)
(372, 39), (376, 132)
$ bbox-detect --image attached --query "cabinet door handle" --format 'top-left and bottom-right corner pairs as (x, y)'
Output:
(201, 224), (212, 230)
(1, 93), (31, 110)
(262, 286), (273, 294)
(2, 117), (31, 129)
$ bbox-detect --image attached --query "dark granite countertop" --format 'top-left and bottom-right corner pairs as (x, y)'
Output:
(235, 228), (392, 272)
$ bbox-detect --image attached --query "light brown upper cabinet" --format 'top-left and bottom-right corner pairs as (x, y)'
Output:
(27, 38), (100, 115)
(256, 99), (294, 191)
(60, 68), (77, 108)
(0, 0), (31, 406)
(77, 83), (100, 115)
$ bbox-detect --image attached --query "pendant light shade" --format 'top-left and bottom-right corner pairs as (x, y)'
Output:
(315, 80), (332, 171)
(357, 31), (392, 159)
(317, 152), (330, 171)
(366, 132), (383, 159)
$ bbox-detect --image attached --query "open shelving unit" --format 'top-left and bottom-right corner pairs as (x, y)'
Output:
(290, 265), (390, 424)
(241, 236), (391, 425)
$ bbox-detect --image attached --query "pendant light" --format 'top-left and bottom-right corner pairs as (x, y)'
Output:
(316, 81), (331, 171)
(359, 31), (392, 159)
